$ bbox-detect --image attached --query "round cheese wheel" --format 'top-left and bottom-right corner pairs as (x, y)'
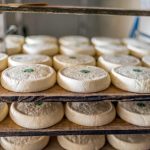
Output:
(142, 56), (150, 67)
(53, 54), (96, 71)
(25, 35), (57, 44)
(59, 35), (89, 46)
(98, 55), (141, 72)
(111, 66), (150, 93)
(0, 102), (8, 122)
(1, 64), (56, 92)
(6, 41), (22, 55)
(107, 134), (150, 150)
(5, 35), (25, 46)
(127, 42), (150, 58)
(57, 65), (111, 93)
(10, 102), (64, 129)
(0, 136), (49, 150)
(65, 102), (116, 126)
(23, 43), (59, 56)
(91, 37), (121, 46)
(0, 53), (8, 71)
(95, 44), (129, 56)
(122, 38), (140, 46)
(57, 135), (105, 150)
(8, 54), (52, 67)
(117, 101), (150, 126)
(60, 44), (95, 56)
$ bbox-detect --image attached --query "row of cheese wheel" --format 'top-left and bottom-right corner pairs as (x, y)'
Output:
(1, 61), (150, 93)
(0, 101), (150, 129)
(0, 134), (150, 150)
(2, 35), (150, 58)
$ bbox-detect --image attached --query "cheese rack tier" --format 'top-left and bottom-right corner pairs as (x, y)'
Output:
(1, 2), (150, 139)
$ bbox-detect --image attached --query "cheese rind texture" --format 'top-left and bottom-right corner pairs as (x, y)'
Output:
(0, 102), (8, 122)
(66, 102), (116, 126)
(23, 43), (59, 56)
(53, 55), (96, 70)
(107, 134), (150, 150)
(5, 35), (25, 45)
(95, 44), (129, 56)
(59, 35), (89, 46)
(0, 53), (8, 71)
(98, 55), (141, 72)
(0, 136), (49, 150)
(8, 54), (52, 67)
(111, 66), (150, 93)
(91, 37), (121, 46)
(57, 65), (111, 93)
(60, 44), (95, 56)
(117, 101), (150, 126)
(25, 35), (57, 44)
(10, 102), (64, 129)
(57, 135), (105, 150)
(142, 56), (150, 67)
(1, 64), (56, 92)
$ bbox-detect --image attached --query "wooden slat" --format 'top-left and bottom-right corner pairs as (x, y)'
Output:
(0, 85), (150, 102)
(0, 5), (150, 16)
(0, 116), (150, 137)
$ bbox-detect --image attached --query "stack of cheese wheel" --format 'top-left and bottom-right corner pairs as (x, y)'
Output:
(57, 65), (111, 93)
(0, 102), (8, 122)
(0, 53), (8, 71)
(59, 35), (95, 56)
(8, 54), (52, 67)
(111, 66), (150, 93)
(57, 135), (105, 150)
(1, 64), (56, 92)
(107, 134), (150, 150)
(117, 101), (150, 126)
(97, 55), (141, 72)
(91, 37), (121, 46)
(0, 136), (49, 150)
(127, 40), (150, 58)
(23, 35), (58, 56)
(10, 102), (64, 129)
(5, 35), (25, 55)
(142, 56), (150, 67)
(95, 44), (129, 56)
(53, 54), (96, 71)
(65, 102), (116, 126)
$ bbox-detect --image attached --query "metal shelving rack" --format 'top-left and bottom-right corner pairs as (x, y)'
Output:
(0, 2), (150, 149)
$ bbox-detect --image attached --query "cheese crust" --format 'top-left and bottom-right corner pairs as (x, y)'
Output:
(111, 66), (150, 93)
(53, 55), (96, 71)
(8, 54), (52, 67)
(65, 102), (116, 126)
(0, 53), (8, 71)
(1, 64), (56, 92)
(57, 65), (111, 93)
(0, 102), (8, 122)
(107, 134), (150, 150)
(1, 136), (49, 150)
(117, 101), (150, 126)
(10, 102), (64, 129)
(57, 135), (105, 150)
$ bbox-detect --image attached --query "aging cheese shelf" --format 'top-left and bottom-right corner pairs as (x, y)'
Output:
(0, 85), (150, 102)
(0, 4), (150, 16)
(0, 116), (150, 137)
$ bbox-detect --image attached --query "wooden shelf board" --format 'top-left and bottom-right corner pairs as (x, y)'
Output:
(0, 116), (150, 137)
(0, 85), (150, 102)
(1, 5), (150, 16)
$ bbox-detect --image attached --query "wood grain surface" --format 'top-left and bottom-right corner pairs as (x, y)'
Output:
(0, 5), (150, 16)
(0, 116), (150, 137)
(0, 84), (150, 102)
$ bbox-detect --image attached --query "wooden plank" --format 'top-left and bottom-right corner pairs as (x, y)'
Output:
(0, 5), (150, 16)
(0, 116), (150, 137)
(0, 85), (150, 102)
